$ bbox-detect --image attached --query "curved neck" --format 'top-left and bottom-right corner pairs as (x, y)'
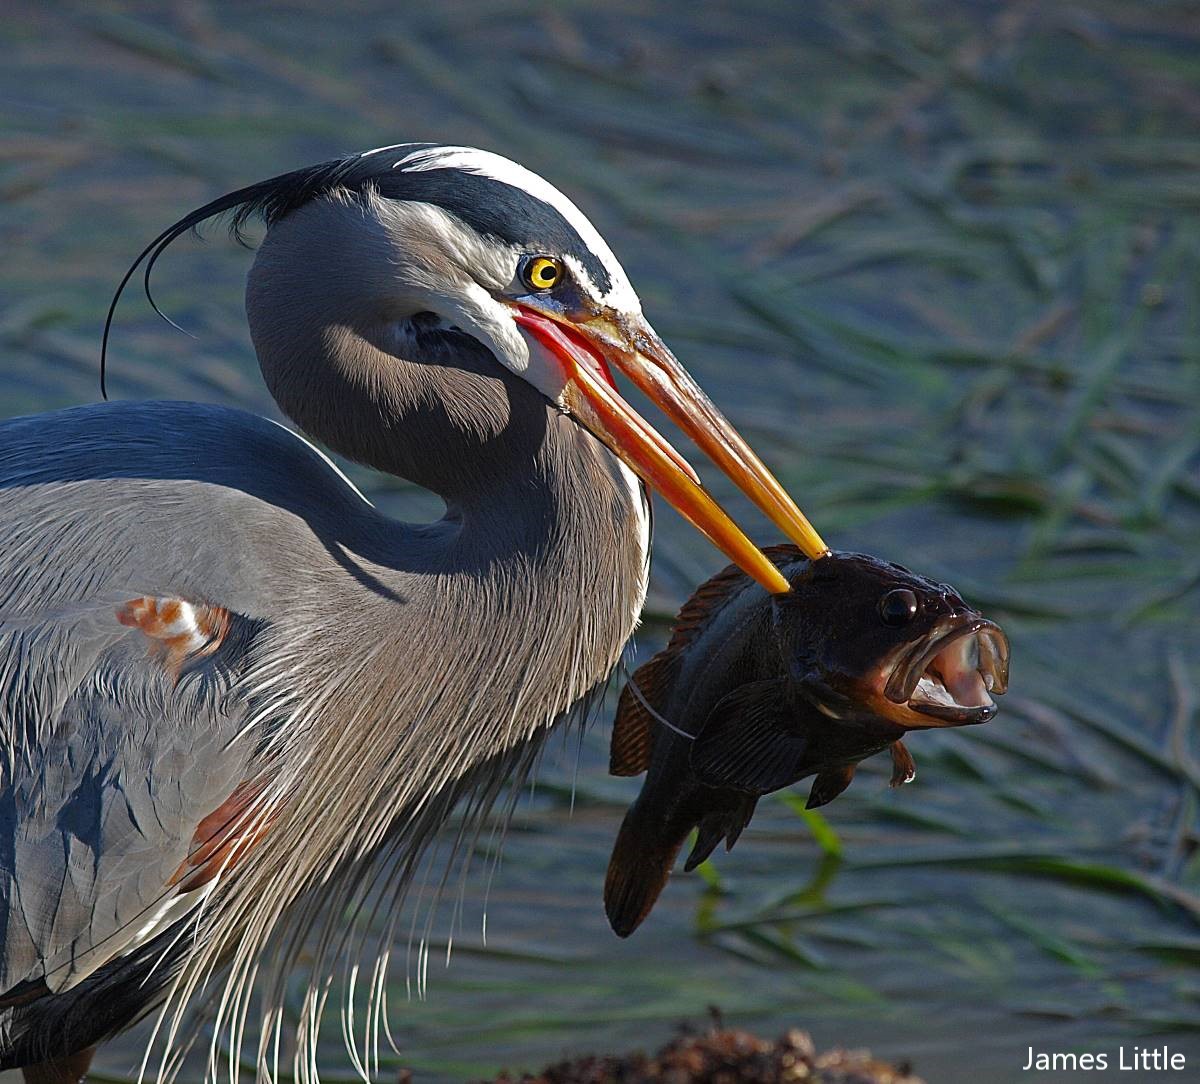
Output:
(243, 191), (649, 621)
(234, 370), (649, 921)
(167, 190), (661, 1046)
(239, 203), (649, 892)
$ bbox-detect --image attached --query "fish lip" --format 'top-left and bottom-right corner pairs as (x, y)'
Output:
(882, 616), (1010, 724)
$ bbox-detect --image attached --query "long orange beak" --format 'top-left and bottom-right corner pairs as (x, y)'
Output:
(512, 305), (829, 594)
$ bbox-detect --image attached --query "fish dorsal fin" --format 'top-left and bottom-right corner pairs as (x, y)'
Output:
(666, 543), (804, 654)
(690, 678), (808, 795)
(610, 544), (806, 778)
(610, 653), (677, 776)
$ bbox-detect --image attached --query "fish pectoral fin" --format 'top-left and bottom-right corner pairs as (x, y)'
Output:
(806, 763), (857, 809)
(683, 795), (758, 872)
(890, 740), (916, 787)
(690, 679), (808, 795)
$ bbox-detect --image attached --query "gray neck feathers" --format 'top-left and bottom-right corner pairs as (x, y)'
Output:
(194, 196), (647, 1054)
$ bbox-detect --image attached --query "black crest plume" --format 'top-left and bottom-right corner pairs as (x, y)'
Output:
(98, 144), (437, 398)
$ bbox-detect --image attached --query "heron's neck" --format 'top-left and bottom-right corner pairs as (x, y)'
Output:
(262, 424), (640, 917)
(242, 313), (649, 870)
(241, 199), (650, 862)
(254, 315), (648, 596)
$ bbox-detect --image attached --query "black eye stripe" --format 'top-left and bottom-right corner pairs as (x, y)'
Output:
(376, 168), (613, 294)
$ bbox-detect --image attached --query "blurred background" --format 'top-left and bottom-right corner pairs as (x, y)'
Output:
(3, 1), (1199, 1080)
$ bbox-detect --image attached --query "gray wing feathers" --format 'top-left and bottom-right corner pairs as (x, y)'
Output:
(0, 609), (251, 994)
(0, 403), (327, 996)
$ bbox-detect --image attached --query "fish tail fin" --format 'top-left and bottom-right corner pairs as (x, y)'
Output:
(604, 801), (689, 938)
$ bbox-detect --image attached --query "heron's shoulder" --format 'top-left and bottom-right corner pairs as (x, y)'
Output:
(0, 400), (370, 505)
(1, 399), (315, 460)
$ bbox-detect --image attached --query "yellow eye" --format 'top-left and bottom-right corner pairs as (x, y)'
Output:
(522, 256), (563, 292)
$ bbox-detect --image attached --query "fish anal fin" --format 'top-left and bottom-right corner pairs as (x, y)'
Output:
(723, 794), (758, 852)
(683, 795), (759, 872)
(690, 679), (807, 796)
(684, 819), (725, 873)
(806, 763), (857, 809)
(890, 740), (916, 787)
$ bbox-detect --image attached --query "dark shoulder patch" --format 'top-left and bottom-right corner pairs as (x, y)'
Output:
(0, 976), (50, 1009)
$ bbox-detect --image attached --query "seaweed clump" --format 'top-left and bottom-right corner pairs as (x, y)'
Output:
(479, 1026), (924, 1083)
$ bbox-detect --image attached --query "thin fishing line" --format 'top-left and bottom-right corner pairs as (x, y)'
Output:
(618, 660), (693, 741)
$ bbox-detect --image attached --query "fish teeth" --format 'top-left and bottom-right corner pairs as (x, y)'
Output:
(914, 674), (957, 707)
(912, 669), (995, 710)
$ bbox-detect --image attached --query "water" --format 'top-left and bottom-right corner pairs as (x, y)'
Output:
(2, 2), (1198, 1080)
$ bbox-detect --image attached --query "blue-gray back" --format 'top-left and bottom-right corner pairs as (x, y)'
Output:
(0, 401), (366, 1005)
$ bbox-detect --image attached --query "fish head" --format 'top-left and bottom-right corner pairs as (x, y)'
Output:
(770, 551), (1010, 729)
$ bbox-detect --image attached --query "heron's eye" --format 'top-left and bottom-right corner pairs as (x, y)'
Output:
(521, 256), (564, 292)
(879, 588), (919, 627)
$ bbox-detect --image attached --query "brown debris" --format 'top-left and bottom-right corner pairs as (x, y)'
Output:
(479, 1025), (923, 1084)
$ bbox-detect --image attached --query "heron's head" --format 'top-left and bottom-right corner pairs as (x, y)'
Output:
(110, 144), (828, 591)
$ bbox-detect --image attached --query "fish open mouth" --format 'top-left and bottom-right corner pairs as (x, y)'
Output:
(882, 619), (1010, 725)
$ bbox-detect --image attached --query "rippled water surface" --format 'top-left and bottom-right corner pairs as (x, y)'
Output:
(3, 2), (1199, 1080)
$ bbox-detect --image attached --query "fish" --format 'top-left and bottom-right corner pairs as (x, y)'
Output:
(604, 546), (1010, 937)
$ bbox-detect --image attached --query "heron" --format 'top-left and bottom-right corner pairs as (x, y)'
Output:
(0, 143), (828, 1084)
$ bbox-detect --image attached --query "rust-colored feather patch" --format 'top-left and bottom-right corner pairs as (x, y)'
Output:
(117, 596), (231, 677)
(611, 545), (806, 778)
(170, 780), (274, 892)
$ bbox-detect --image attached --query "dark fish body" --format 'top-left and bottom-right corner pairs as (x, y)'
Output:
(605, 546), (1009, 937)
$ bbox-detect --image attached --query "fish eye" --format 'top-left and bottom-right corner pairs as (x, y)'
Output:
(879, 588), (919, 627)
(520, 255), (564, 292)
